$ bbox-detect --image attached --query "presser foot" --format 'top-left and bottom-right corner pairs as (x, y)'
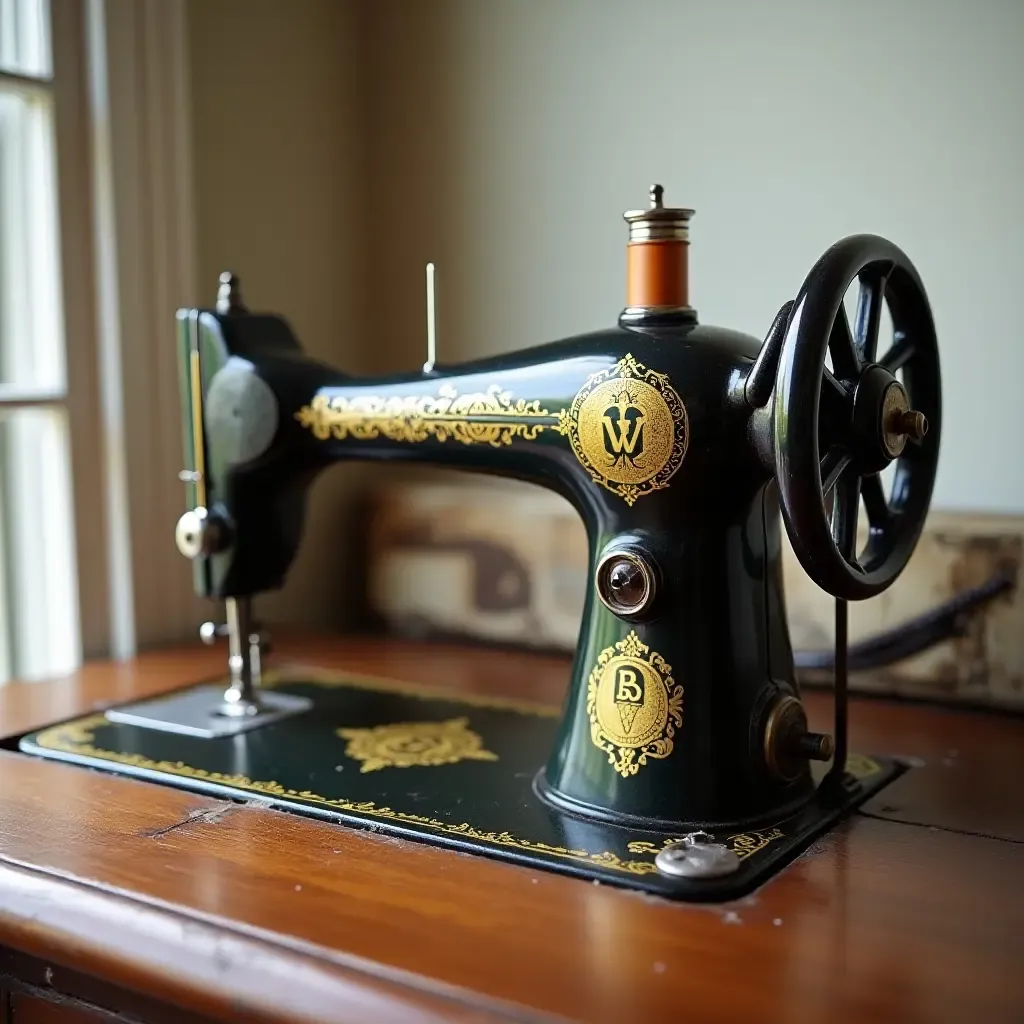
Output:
(104, 683), (312, 739)
(106, 597), (314, 737)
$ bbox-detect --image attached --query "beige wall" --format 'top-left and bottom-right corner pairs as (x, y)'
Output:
(364, 0), (1024, 514)
(187, 0), (369, 630)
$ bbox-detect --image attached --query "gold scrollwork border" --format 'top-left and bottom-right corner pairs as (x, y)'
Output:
(295, 384), (556, 448)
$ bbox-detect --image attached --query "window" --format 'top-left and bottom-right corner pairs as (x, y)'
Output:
(0, 0), (79, 682)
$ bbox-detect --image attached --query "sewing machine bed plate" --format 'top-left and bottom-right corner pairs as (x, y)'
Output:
(18, 671), (899, 901)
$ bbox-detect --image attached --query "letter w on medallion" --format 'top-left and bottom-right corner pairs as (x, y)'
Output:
(602, 390), (646, 469)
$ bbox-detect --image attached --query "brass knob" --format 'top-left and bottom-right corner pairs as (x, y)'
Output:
(763, 695), (833, 782)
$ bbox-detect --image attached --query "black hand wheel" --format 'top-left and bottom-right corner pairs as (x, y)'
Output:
(773, 235), (941, 601)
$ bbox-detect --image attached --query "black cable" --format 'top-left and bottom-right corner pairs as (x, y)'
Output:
(794, 567), (1016, 673)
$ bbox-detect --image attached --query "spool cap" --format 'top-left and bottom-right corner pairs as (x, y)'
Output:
(623, 184), (694, 242)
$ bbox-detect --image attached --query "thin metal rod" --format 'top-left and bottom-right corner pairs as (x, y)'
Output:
(222, 596), (260, 714)
(826, 597), (849, 788)
(424, 262), (437, 372)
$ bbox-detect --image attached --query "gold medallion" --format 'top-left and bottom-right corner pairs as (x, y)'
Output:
(556, 353), (688, 505)
(337, 717), (498, 773)
(586, 631), (683, 778)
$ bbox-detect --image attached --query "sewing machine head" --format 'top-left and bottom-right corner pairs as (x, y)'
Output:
(105, 185), (940, 886)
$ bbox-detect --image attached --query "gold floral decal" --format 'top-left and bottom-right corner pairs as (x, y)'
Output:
(337, 717), (498, 773)
(295, 384), (556, 448)
(554, 353), (688, 505)
(586, 630), (684, 778)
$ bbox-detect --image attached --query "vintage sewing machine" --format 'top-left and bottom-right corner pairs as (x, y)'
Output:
(20, 187), (940, 901)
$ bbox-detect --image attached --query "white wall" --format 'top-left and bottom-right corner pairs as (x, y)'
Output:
(367, 0), (1024, 513)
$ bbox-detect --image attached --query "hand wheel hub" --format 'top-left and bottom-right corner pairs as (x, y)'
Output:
(851, 365), (929, 470)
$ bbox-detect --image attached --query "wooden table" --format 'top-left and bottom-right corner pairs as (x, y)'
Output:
(0, 636), (1021, 1023)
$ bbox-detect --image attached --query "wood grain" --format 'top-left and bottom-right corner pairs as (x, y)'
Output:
(0, 637), (1022, 1023)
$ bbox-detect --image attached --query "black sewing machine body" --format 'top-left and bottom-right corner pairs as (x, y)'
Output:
(20, 189), (940, 899)
(182, 310), (804, 829)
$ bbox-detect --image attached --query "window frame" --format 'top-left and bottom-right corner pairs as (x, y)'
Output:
(0, 0), (201, 679)
(0, 1), (87, 680)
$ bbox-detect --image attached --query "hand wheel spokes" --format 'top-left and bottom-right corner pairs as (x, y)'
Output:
(879, 331), (915, 373)
(827, 304), (861, 381)
(830, 468), (862, 567)
(852, 263), (893, 365)
(823, 279), (923, 577)
(820, 265), (900, 572)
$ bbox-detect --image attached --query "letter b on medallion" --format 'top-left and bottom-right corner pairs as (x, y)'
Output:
(613, 666), (645, 734)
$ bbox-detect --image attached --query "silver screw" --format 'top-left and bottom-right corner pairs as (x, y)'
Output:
(655, 836), (741, 879)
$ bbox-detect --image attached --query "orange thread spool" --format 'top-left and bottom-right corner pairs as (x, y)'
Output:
(622, 185), (694, 317)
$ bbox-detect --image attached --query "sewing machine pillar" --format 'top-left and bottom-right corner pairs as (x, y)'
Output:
(542, 484), (806, 828)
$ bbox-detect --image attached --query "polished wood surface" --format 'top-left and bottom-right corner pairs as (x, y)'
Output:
(1, 636), (1022, 1023)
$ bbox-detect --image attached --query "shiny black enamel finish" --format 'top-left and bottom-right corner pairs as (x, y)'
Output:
(774, 235), (941, 600)
(175, 228), (942, 830)
(177, 308), (815, 828)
